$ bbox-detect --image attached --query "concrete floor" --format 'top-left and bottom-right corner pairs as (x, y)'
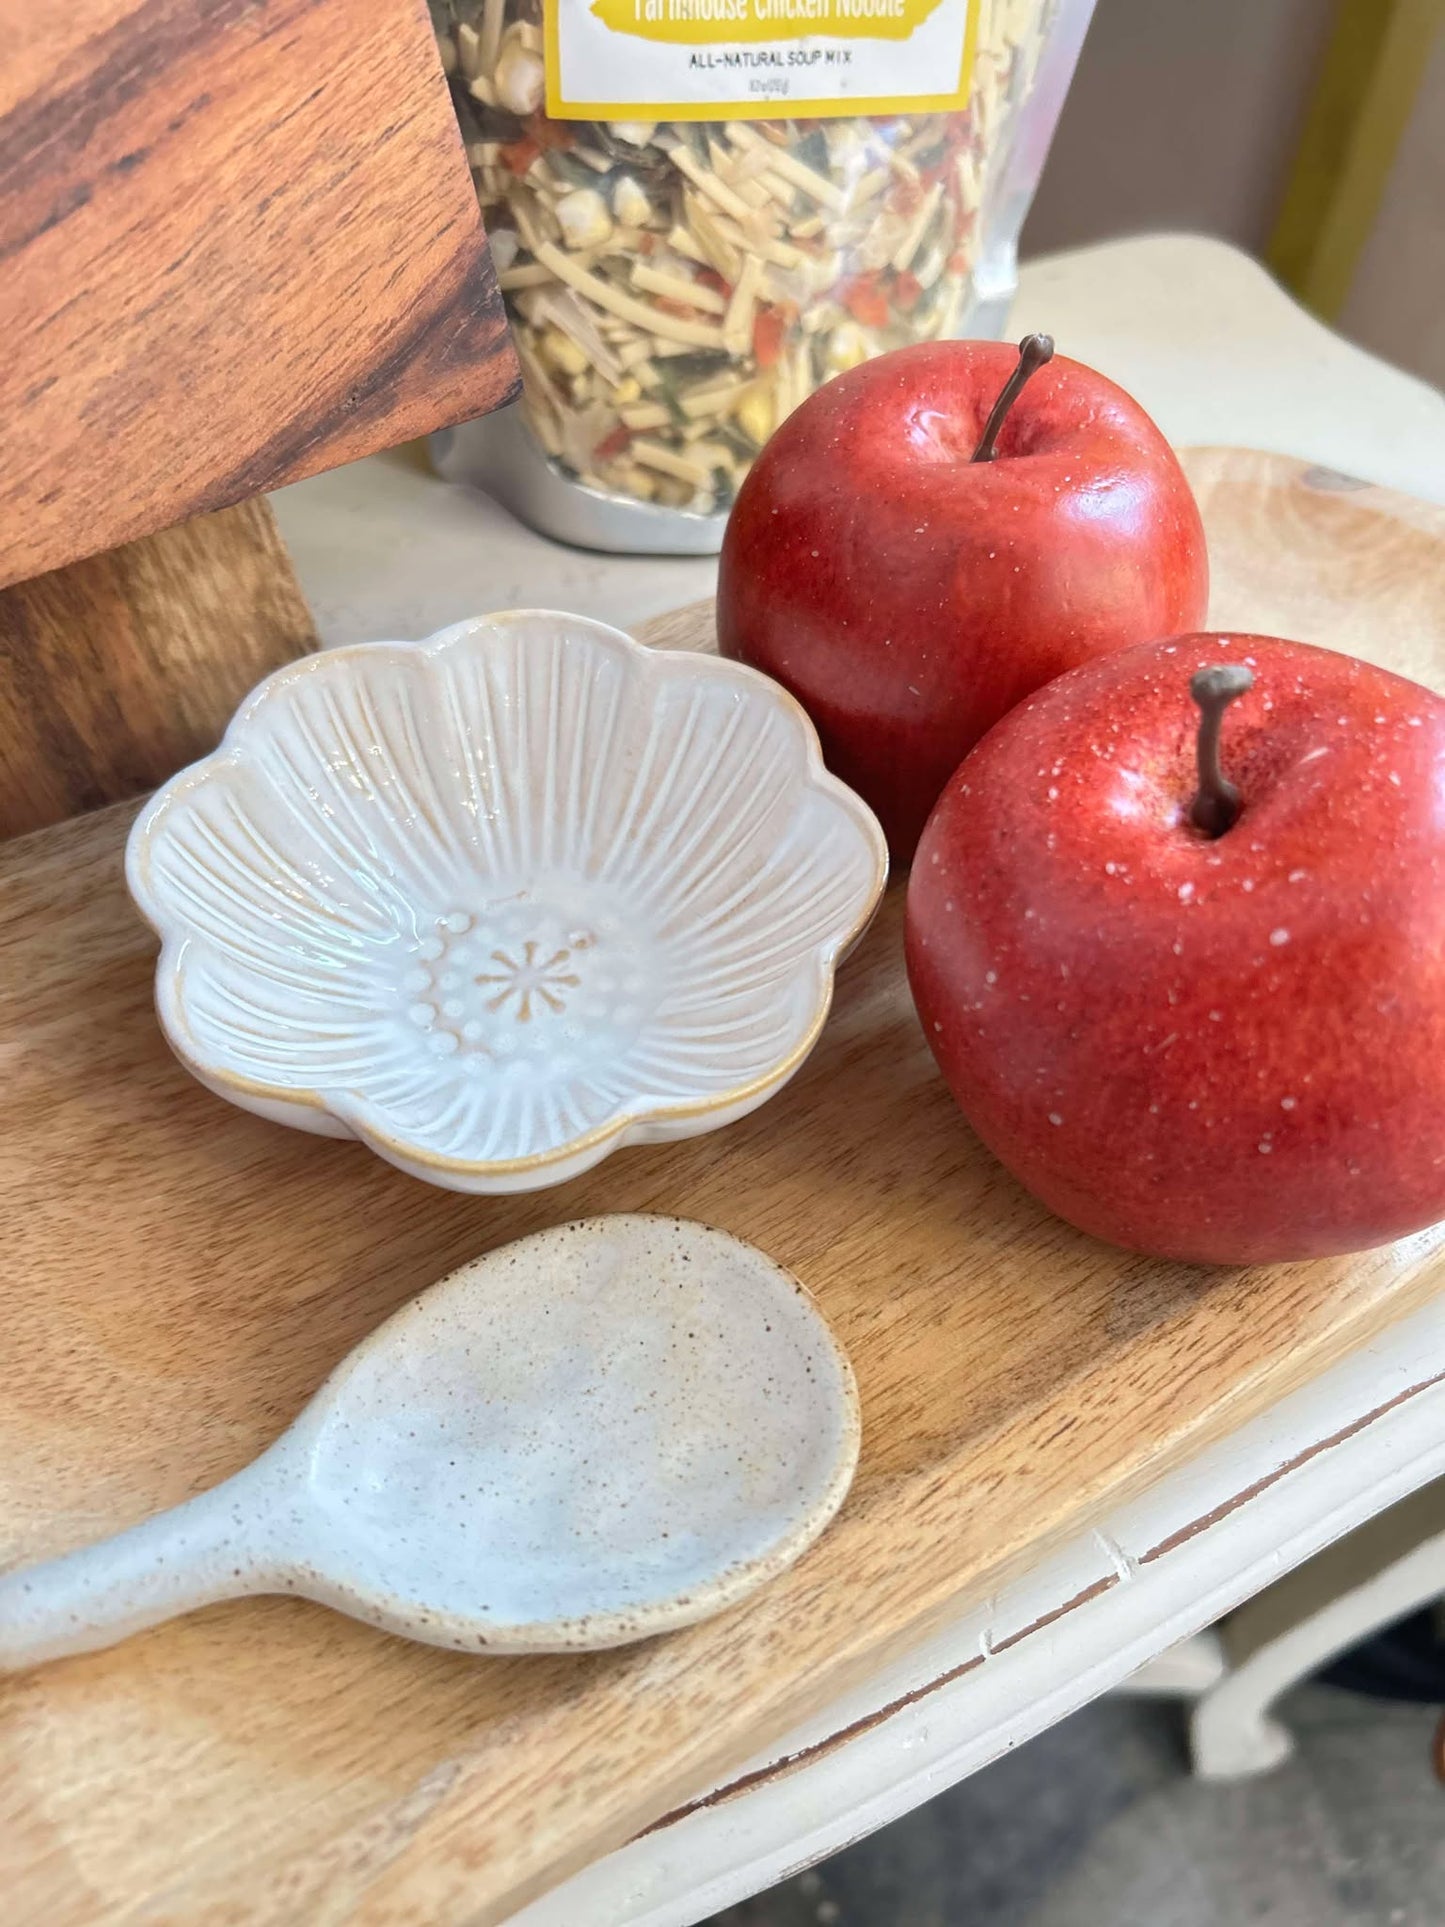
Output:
(705, 1687), (1445, 1927)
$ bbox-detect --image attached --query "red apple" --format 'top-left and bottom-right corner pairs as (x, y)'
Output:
(906, 633), (1445, 1265)
(718, 335), (1209, 861)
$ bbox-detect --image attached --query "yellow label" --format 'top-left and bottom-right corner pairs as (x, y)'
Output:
(545, 0), (978, 121)
(586, 0), (946, 48)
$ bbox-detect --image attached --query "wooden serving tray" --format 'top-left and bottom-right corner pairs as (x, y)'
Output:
(2, 449), (1443, 1925)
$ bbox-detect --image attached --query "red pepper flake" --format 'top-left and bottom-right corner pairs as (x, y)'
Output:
(840, 273), (889, 330)
(696, 266), (732, 299)
(753, 306), (786, 368)
(525, 114), (574, 151)
(945, 249), (970, 277)
(594, 423), (631, 462)
(500, 137), (540, 176)
(893, 271), (922, 314)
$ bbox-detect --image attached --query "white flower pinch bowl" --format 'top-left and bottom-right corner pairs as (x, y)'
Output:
(126, 611), (887, 1192)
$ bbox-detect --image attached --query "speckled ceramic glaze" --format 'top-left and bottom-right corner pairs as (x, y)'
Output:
(0, 1218), (861, 1666)
(126, 611), (886, 1192)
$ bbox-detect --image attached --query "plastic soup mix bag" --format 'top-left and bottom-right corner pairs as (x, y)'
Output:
(430, 0), (1095, 550)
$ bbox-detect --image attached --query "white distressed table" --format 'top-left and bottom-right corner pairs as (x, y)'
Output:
(271, 234), (1445, 1927)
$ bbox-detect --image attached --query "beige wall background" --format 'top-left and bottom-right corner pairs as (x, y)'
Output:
(1020, 0), (1445, 390)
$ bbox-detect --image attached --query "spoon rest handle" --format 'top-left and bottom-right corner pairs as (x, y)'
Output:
(0, 1466), (273, 1670)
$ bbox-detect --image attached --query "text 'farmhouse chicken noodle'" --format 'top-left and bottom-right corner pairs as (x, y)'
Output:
(430, 0), (1094, 549)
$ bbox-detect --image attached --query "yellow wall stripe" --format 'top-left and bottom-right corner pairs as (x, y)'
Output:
(1268, 0), (1442, 320)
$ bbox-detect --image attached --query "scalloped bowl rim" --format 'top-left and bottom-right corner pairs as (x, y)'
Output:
(125, 611), (889, 1190)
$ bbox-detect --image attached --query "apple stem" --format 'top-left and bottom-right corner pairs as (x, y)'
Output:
(970, 334), (1056, 463)
(1189, 664), (1255, 837)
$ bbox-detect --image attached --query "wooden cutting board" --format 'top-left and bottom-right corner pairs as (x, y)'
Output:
(0, 0), (517, 589)
(1, 448), (1443, 1925)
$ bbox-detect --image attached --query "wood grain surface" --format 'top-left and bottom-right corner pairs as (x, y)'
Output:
(0, 499), (317, 839)
(0, 0), (518, 590)
(1, 449), (1442, 1925)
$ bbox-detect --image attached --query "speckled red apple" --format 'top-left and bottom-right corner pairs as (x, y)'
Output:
(718, 335), (1209, 862)
(906, 633), (1445, 1265)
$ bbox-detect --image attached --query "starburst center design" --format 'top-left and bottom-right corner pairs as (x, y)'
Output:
(475, 940), (583, 1021)
(403, 911), (602, 1057)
